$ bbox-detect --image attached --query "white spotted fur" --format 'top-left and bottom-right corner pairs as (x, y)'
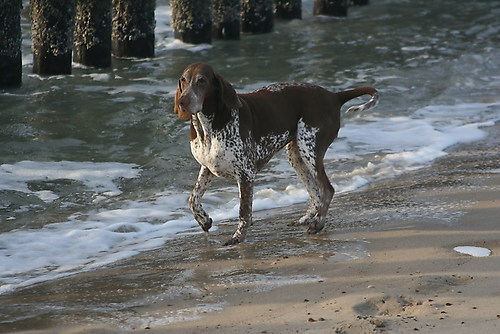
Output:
(191, 109), (292, 180)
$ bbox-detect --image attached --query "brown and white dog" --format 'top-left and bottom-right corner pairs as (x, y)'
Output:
(174, 62), (378, 245)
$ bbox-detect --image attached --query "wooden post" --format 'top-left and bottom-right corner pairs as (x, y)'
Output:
(241, 0), (274, 34)
(275, 0), (302, 20)
(30, 0), (76, 75)
(213, 0), (241, 40)
(352, 0), (369, 5)
(171, 0), (212, 44)
(313, 0), (349, 17)
(74, 0), (112, 67)
(112, 0), (155, 58)
(0, 0), (22, 87)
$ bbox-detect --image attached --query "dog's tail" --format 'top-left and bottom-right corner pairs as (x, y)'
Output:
(336, 87), (379, 113)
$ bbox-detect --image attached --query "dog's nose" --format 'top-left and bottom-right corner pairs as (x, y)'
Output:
(179, 95), (190, 111)
(179, 96), (187, 107)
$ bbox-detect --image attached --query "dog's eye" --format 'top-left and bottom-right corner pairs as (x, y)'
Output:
(197, 77), (206, 84)
(180, 77), (186, 83)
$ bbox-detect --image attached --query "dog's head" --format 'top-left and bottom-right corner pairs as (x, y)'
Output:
(174, 62), (242, 121)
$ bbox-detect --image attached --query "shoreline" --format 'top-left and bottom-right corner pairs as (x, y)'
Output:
(1, 122), (499, 333)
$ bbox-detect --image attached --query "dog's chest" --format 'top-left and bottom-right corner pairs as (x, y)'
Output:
(191, 138), (246, 179)
(190, 110), (292, 179)
(190, 114), (250, 178)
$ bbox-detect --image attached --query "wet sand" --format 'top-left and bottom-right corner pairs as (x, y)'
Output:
(1, 123), (499, 333)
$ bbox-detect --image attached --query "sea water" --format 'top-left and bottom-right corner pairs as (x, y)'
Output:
(1, 0), (500, 294)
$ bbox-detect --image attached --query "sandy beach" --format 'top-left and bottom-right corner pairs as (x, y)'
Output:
(2, 123), (499, 334)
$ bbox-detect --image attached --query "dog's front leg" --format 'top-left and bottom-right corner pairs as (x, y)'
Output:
(224, 175), (254, 246)
(189, 166), (214, 232)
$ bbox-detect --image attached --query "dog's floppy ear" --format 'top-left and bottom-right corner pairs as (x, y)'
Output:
(215, 74), (242, 110)
(174, 80), (191, 121)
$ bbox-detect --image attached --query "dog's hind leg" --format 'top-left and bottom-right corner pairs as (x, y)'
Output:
(308, 160), (334, 233)
(292, 122), (335, 234)
(286, 140), (321, 226)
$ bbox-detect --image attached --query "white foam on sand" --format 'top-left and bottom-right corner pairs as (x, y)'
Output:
(454, 246), (492, 257)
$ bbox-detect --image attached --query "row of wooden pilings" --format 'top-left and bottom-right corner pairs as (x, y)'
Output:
(0, 0), (370, 88)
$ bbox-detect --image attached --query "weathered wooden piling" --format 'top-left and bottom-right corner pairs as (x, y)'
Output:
(112, 0), (155, 58)
(74, 0), (112, 68)
(31, 0), (76, 75)
(313, 0), (349, 17)
(0, 0), (22, 87)
(352, 0), (370, 5)
(213, 0), (241, 40)
(241, 0), (274, 34)
(171, 0), (212, 44)
(275, 0), (302, 20)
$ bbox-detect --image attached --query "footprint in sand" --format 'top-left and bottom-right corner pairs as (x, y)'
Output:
(413, 274), (473, 294)
(352, 295), (418, 317)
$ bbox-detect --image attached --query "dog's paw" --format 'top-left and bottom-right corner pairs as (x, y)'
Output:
(288, 217), (311, 226)
(223, 229), (247, 246)
(201, 218), (213, 232)
(223, 237), (242, 246)
(196, 217), (212, 232)
(306, 220), (325, 234)
(292, 212), (316, 226)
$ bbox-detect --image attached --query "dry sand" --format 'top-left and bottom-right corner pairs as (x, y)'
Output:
(2, 124), (499, 334)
